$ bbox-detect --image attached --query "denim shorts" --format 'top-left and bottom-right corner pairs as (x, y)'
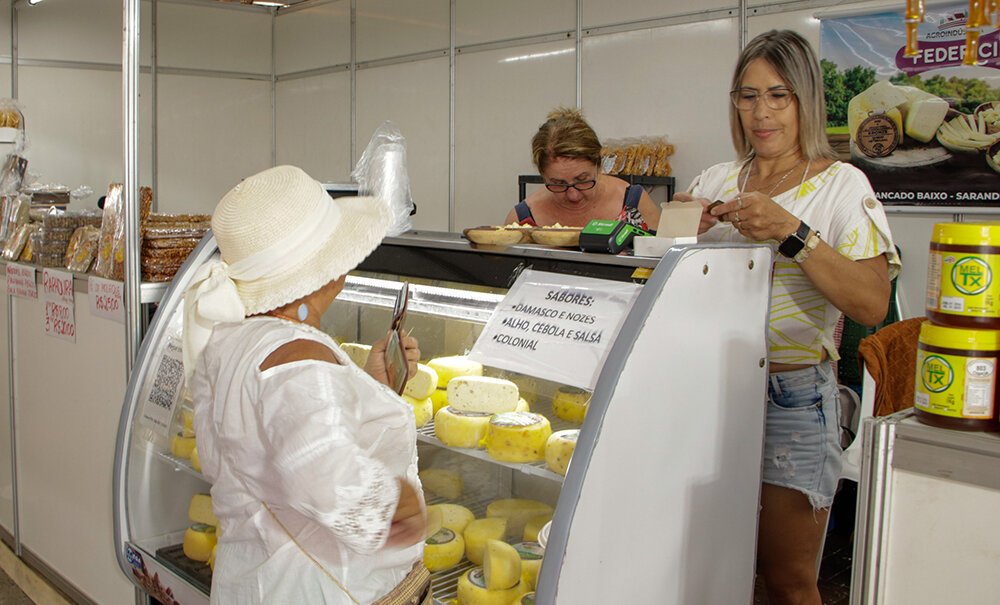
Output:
(762, 361), (842, 509)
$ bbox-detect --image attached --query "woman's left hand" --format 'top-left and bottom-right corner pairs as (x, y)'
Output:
(366, 331), (421, 387)
(709, 190), (800, 242)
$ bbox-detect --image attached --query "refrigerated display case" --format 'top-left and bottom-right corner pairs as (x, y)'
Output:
(852, 409), (1000, 604)
(113, 231), (773, 604)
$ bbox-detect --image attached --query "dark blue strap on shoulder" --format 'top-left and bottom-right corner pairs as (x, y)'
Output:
(623, 184), (643, 209)
(514, 201), (534, 222)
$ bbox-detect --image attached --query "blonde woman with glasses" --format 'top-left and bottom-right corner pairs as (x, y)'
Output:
(674, 30), (900, 604)
(505, 107), (660, 230)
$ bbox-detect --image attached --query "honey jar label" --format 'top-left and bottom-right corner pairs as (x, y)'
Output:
(915, 350), (996, 419)
(929, 251), (1000, 317)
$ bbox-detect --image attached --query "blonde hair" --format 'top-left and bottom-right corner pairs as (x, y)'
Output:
(531, 107), (603, 173)
(729, 30), (837, 162)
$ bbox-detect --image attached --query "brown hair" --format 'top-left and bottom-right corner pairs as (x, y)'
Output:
(531, 107), (603, 173)
(729, 30), (837, 161)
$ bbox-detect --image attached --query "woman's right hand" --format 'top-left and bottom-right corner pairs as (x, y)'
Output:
(672, 191), (719, 234)
(386, 479), (426, 549)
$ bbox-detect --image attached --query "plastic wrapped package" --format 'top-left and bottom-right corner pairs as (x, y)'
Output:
(142, 223), (209, 240)
(42, 207), (79, 230)
(37, 252), (65, 268)
(142, 236), (201, 250)
(20, 230), (38, 262)
(93, 184), (153, 280)
(351, 121), (415, 236)
(78, 209), (103, 229)
(2, 194), (30, 242)
(146, 212), (211, 224)
(64, 226), (100, 273)
(600, 136), (674, 176)
(141, 247), (194, 265)
(2, 222), (38, 260)
(0, 154), (28, 198)
(0, 100), (26, 154)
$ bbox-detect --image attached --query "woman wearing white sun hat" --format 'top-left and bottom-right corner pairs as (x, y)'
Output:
(183, 165), (429, 605)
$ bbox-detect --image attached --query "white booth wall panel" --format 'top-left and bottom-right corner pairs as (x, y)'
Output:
(156, 2), (271, 73)
(0, 288), (11, 536)
(16, 0), (152, 65)
(13, 293), (133, 605)
(275, 3), (350, 75)
(455, 0), (575, 46)
(18, 67), (154, 197)
(275, 72), (352, 183)
(356, 0), (450, 63)
(156, 74), (272, 214)
(582, 0), (732, 28)
(454, 41), (575, 229)
(582, 21), (738, 195)
(357, 58), (450, 230)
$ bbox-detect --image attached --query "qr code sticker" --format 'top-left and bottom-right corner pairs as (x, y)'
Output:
(149, 354), (184, 411)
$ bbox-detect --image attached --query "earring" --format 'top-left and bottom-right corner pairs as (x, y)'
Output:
(297, 303), (309, 322)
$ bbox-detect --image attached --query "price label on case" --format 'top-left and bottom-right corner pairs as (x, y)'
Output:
(88, 276), (124, 323)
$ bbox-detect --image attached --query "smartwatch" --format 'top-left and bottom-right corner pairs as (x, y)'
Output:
(778, 221), (811, 258)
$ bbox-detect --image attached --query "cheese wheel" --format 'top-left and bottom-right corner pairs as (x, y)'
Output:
(182, 523), (217, 562)
(448, 376), (520, 414)
(551, 387), (591, 423)
(457, 568), (528, 605)
(464, 518), (507, 566)
(483, 369), (539, 405)
(419, 468), (464, 501)
(429, 503), (475, 534)
(339, 342), (371, 367)
(435, 407), (492, 448)
(512, 542), (544, 591)
(522, 514), (553, 543)
(171, 432), (196, 459)
(208, 543), (217, 571)
(515, 398), (530, 413)
(544, 430), (579, 476)
(404, 363), (439, 399)
(424, 527), (465, 572)
(188, 493), (218, 526)
(485, 413), (551, 463)
(190, 445), (202, 472)
(403, 394), (434, 428)
(512, 593), (536, 605)
(430, 388), (450, 415)
(426, 505), (444, 539)
(427, 355), (483, 388)
(486, 499), (554, 541)
(484, 540), (522, 590)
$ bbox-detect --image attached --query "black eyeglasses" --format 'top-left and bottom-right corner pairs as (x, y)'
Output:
(544, 179), (597, 193)
(729, 87), (796, 111)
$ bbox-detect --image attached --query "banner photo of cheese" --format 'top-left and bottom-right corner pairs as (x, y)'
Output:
(848, 80), (1000, 169)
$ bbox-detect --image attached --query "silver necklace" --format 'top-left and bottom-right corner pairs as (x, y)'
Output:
(740, 157), (804, 198)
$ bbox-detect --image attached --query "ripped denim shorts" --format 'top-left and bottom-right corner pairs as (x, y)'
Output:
(762, 361), (842, 509)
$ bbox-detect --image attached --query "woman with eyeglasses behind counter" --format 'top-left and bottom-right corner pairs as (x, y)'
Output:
(504, 107), (660, 230)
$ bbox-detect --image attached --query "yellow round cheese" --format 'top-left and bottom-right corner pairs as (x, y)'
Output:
(171, 432), (196, 459)
(544, 430), (579, 476)
(424, 527), (465, 572)
(403, 394), (434, 428)
(188, 493), (218, 526)
(551, 387), (591, 423)
(512, 593), (536, 605)
(512, 542), (544, 591)
(434, 406), (492, 448)
(457, 568), (528, 605)
(484, 539), (521, 590)
(484, 413), (551, 463)
(182, 523), (217, 562)
(464, 517), (507, 566)
(427, 355), (483, 388)
(515, 398), (530, 413)
(487, 499), (554, 541)
(429, 503), (475, 534)
(404, 363), (439, 399)
(430, 388), (450, 415)
(190, 445), (202, 472)
(522, 514), (553, 543)
(419, 468), (464, 501)
(208, 543), (217, 571)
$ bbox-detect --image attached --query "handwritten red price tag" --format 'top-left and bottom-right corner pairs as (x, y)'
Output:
(43, 269), (75, 306)
(6, 264), (37, 299)
(88, 276), (125, 324)
(44, 301), (76, 342)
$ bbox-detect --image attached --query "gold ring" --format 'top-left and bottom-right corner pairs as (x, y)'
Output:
(737, 195), (743, 209)
(734, 212), (740, 223)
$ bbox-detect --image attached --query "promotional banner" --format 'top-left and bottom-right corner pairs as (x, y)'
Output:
(822, 5), (1000, 206)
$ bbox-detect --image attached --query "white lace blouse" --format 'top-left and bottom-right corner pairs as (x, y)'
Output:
(191, 317), (422, 605)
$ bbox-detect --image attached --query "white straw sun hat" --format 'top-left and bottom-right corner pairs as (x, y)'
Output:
(182, 164), (392, 379)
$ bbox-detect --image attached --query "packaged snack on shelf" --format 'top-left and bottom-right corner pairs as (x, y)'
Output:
(146, 212), (211, 224)
(2, 222), (38, 260)
(94, 184), (153, 280)
(2, 194), (30, 242)
(600, 136), (674, 176)
(64, 226), (100, 273)
(78, 209), (103, 228)
(0, 154), (27, 198)
(142, 222), (209, 240)
(42, 207), (79, 230)
(37, 252), (65, 268)
(20, 230), (38, 262)
(142, 236), (201, 250)
(141, 246), (195, 265)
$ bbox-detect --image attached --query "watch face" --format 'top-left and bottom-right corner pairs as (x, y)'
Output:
(779, 222), (810, 258)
